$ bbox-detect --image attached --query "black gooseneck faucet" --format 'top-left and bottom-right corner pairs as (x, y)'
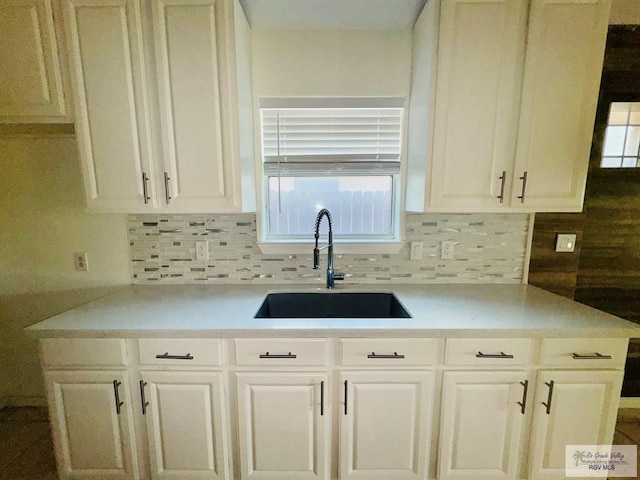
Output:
(313, 209), (344, 289)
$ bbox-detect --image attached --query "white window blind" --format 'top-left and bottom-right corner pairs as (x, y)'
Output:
(260, 98), (404, 175)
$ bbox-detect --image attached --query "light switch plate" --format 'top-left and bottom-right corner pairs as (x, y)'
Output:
(555, 234), (577, 253)
(410, 241), (423, 260)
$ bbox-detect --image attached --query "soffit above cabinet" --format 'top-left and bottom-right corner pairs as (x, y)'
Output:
(238, 0), (428, 29)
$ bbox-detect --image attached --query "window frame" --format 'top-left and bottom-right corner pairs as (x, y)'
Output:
(255, 97), (407, 254)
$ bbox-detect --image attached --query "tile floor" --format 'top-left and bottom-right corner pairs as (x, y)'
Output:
(0, 406), (639, 479)
(0, 407), (57, 480)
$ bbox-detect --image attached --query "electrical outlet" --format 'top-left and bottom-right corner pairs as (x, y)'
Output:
(74, 252), (89, 271)
(195, 241), (209, 261)
(441, 241), (455, 260)
(410, 241), (424, 260)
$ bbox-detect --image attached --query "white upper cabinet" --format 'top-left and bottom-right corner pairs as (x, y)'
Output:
(151, 0), (242, 212)
(63, 0), (253, 213)
(64, 0), (157, 211)
(0, 0), (71, 122)
(511, 0), (611, 211)
(430, 0), (527, 211)
(410, 0), (611, 213)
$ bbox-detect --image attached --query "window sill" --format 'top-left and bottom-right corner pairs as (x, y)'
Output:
(257, 241), (405, 255)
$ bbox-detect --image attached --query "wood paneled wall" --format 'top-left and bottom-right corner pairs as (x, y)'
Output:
(527, 25), (640, 396)
(529, 25), (640, 307)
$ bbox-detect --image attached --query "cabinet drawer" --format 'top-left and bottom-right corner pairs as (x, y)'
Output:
(445, 338), (533, 366)
(234, 339), (327, 366)
(138, 339), (222, 366)
(41, 338), (127, 367)
(540, 338), (628, 367)
(340, 338), (440, 366)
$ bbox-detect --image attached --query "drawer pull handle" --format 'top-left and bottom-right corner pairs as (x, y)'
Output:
(113, 380), (124, 414)
(259, 352), (297, 359)
(156, 352), (194, 360)
(344, 380), (348, 416)
(476, 351), (514, 359)
(367, 352), (405, 359)
(320, 381), (325, 416)
(139, 381), (149, 415)
(517, 380), (528, 415)
(542, 380), (554, 415)
(572, 352), (612, 360)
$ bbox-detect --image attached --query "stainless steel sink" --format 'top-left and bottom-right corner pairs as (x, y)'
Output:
(254, 292), (412, 318)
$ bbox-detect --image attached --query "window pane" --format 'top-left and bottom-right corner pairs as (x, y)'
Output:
(631, 103), (640, 124)
(609, 102), (630, 125)
(603, 126), (627, 156)
(601, 157), (622, 168)
(267, 176), (393, 236)
(625, 126), (640, 156)
(622, 157), (638, 168)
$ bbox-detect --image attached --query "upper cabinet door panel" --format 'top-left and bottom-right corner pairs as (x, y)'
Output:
(431, 0), (527, 210)
(65, 0), (155, 211)
(512, 0), (612, 211)
(0, 0), (69, 121)
(152, 0), (235, 212)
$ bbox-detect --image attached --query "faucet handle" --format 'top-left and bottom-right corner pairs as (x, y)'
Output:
(334, 273), (345, 282)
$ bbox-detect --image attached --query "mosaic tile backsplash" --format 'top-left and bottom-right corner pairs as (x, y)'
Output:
(128, 213), (531, 285)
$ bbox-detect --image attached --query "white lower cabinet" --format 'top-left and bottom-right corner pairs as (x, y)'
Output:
(39, 337), (630, 480)
(45, 370), (138, 479)
(235, 372), (330, 480)
(340, 371), (434, 480)
(528, 370), (624, 480)
(139, 371), (229, 480)
(438, 371), (529, 480)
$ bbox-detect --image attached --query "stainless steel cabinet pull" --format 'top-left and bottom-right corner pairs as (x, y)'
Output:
(475, 351), (514, 359)
(344, 380), (348, 416)
(320, 381), (325, 416)
(517, 171), (528, 203)
(542, 380), (554, 415)
(142, 172), (151, 204)
(259, 352), (297, 359)
(139, 380), (149, 415)
(367, 352), (405, 359)
(163, 172), (172, 204)
(155, 352), (194, 360)
(517, 380), (528, 415)
(572, 352), (612, 360)
(497, 171), (506, 203)
(113, 380), (124, 414)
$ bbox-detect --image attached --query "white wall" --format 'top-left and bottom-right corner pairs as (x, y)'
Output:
(0, 134), (131, 404)
(610, 0), (640, 24)
(251, 29), (412, 97)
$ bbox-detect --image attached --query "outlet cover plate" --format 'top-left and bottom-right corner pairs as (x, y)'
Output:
(555, 234), (577, 253)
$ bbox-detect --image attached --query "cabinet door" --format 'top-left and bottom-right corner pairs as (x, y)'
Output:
(140, 371), (229, 480)
(45, 370), (137, 479)
(528, 370), (623, 479)
(340, 371), (434, 480)
(430, 0), (527, 211)
(511, 0), (611, 211)
(438, 371), (529, 480)
(0, 0), (69, 121)
(64, 0), (156, 212)
(235, 372), (329, 480)
(152, 0), (240, 212)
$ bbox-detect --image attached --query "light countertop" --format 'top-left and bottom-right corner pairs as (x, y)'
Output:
(24, 284), (640, 338)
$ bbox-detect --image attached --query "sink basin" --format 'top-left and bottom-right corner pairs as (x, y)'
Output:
(254, 292), (412, 318)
